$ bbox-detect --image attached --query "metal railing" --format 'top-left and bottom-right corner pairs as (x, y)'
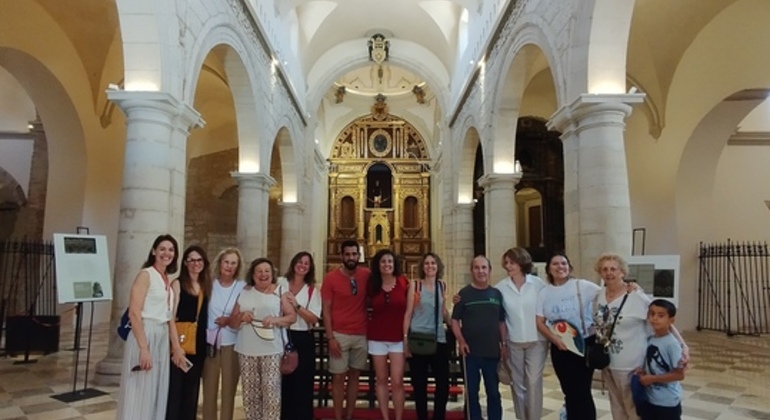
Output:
(0, 239), (57, 347)
(697, 240), (770, 336)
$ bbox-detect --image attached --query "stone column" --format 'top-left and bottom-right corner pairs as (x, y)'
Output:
(548, 93), (643, 276)
(22, 115), (48, 239)
(478, 172), (522, 267)
(94, 91), (202, 385)
(279, 202), (305, 271)
(232, 172), (275, 261)
(452, 203), (475, 290)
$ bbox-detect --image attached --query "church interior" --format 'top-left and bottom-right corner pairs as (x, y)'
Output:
(1, 0), (770, 418)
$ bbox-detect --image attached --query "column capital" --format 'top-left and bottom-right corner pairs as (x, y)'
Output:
(107, 90), (204, 131)
(548, 93), (645, 135)
(231, 171), (276, 191)
(477, 172), (522, 192)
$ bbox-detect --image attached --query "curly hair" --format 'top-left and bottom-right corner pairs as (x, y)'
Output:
(367, 249), (401, 296)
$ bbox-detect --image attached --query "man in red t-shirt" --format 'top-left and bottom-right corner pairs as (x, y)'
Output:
(322, 240), (370, 420)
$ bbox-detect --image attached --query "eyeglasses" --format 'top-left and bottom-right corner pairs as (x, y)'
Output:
(186, 258), (204, 264)
(350, 278), (358, 295)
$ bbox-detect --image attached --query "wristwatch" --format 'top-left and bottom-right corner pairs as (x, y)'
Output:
(295, 303), (301, 311)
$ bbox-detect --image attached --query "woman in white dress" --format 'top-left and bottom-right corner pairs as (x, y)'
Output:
(116, 234), (186, 420)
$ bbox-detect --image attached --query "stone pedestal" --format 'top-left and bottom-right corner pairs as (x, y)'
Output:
(548, 93), (643, 276)
(478, 172), (522, 267)
(232, 172), (275, 261)
(94, 91), (202, 386)
(279, 202), (305, 271)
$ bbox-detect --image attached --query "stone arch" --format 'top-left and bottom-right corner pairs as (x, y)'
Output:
(457, 125), (482, 204)
(307, 38), (450, 116)
(270, 126), (298, 202)
(676, 89), (768, 243)
(569, 0), (636, 97)
(0, 49), (87, 236)
(0, 167), (27, 207)
(490, 35), (559, 173)
(185, 21), (266, 173)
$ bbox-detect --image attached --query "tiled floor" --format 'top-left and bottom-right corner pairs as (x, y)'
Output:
(1, 326), (770, 419)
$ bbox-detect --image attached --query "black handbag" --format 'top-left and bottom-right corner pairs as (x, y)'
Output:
(582, 288), (629, 370)
(407, 280), (443, 356)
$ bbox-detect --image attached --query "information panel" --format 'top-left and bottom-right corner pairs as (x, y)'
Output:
(53, 234), (112, 303)
(627, 255), (680, 307)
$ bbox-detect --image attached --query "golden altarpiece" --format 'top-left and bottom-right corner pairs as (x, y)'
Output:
(326, 106), (431, 276)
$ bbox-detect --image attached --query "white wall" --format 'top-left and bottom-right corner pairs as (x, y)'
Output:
(713, 145), (770, 241)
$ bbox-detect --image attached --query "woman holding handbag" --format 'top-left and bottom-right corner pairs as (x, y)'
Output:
(280, 251), (322, 420)
(166, 245), (211, 420)
(229, 257), (296, 420)
(403, 252), (450, 420)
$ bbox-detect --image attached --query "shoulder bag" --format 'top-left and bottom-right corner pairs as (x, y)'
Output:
(177, 290), (204, 355)
(578, 281), (629, 370)
(407, 280), (443, 356)
(279, 286), (299, 375)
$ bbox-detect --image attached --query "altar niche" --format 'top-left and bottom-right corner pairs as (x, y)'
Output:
(326, 113), (431, 275)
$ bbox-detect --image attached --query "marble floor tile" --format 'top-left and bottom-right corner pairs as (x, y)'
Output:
(2, 327), (770, 419)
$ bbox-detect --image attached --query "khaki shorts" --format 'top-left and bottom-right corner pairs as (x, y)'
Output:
(328, 332), (368, 374)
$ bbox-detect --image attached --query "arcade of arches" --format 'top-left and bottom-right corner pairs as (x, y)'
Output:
(1, 0), (770, 388)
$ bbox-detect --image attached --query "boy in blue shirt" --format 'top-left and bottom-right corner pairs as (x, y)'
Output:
(634, 299), (685, 420)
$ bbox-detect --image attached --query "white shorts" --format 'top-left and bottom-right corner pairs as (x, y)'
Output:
(367, 340), (404, 356)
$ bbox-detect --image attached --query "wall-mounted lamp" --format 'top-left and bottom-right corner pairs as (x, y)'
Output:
(514, 160), (523, 174)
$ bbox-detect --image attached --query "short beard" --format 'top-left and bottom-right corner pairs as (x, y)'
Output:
(343, 259), (358, 270)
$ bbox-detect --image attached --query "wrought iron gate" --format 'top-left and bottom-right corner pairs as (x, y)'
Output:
(697, 240), (770, 336)
(0, 239), (58, 350)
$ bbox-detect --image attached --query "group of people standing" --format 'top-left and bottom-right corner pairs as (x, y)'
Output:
(322, 241), (451, 420)
(115, 236), (321, 420)
(114, 234), (687, 420)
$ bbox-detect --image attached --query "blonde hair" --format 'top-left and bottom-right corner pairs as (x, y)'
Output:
(212, 247), (243, 280)
(594, 253), (628, 277)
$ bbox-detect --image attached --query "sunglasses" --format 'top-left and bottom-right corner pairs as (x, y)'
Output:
(350, 278), (358, 295)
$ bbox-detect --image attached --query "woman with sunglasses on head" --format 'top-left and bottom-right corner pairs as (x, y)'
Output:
(229, 258), (296, 420)
(117, 234), (186, 420)
(280, 251), (322, 420)
(367, 249), (410, 420)
(202, 248), (245, 420)
(165, 245), (211, 420)
(402, 252), (450, 420)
